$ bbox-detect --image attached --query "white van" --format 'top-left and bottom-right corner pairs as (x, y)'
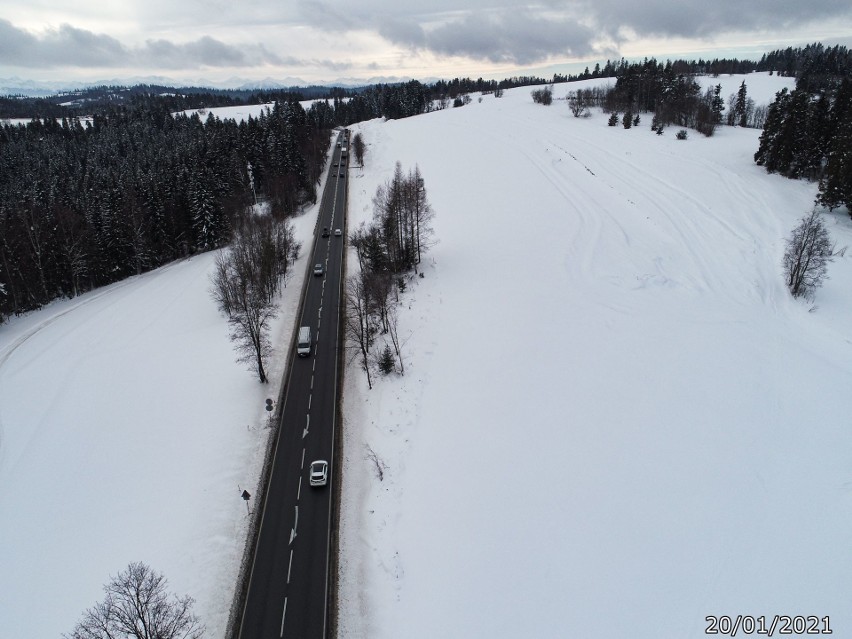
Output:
(297, 326), (311, 357)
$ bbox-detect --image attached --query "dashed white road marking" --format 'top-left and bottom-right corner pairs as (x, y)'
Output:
(280, 598), (287, 637)
(289, 505), (298, 544)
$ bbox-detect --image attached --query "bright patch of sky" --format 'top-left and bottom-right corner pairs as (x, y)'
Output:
(1, 1), (851, 86)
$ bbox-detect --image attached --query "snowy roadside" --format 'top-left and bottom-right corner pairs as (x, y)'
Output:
(334, 78), (852, 639)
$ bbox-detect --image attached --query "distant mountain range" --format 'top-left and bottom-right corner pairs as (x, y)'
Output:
(0, 74), (439, 97)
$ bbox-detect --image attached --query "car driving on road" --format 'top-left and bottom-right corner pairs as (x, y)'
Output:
(309, 460), (328, 487)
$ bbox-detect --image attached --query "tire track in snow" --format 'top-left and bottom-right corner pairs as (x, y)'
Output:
(546, 133), (779, 304)
(460, 113), (635, 287)
(443, 108), (783, 309)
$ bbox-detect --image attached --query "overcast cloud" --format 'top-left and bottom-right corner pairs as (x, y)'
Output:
(1, 1), (850, 84)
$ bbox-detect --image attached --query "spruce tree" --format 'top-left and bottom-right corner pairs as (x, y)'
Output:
(735, 80), (749, 127)
(711, 84), (725, 123)
(818, 79), (852, 212)
(378, 344), (395, 375)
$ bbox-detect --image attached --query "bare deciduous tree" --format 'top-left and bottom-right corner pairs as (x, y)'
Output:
(211, 216), (299, 382)
(406, 165), (435, 272)
(784, 209), (833, 299)
(568, 90), (590, 118)
(364, 270), (393, 333)
(351, 132), (365, 168)
(66, 562), (204, 639)
(386, 303), (405, 375)
(344, 275), (373, 389)
(212, 249), (277, 383)
(361, 163), (435, 275)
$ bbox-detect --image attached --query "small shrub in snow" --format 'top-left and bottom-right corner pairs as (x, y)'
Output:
(365, 444), (386, 481)
(568, 91), (590, 118)
(633, 114), (641, 127)
(531, 86), (553, 105)
(608, 113), (619, 127)
(677, 129), (688, 140)
(622, 112), (633, 129)
(378, 344), (396, 375)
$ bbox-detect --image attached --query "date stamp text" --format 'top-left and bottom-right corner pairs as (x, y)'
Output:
(705, 615), (832, 637)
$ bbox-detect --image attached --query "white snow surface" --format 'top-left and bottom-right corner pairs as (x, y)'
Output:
(1, 73), (849, 639)
(337, 75), (852, 638)
(0, 197), (322, 637)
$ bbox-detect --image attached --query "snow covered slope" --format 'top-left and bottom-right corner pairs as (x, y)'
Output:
(338, 76), (852, 638)
(0, 206), (320, 637)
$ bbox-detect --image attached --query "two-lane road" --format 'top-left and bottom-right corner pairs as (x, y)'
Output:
(238, 131), (348, 639)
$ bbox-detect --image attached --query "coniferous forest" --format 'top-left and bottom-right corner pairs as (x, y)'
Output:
(0, 98), (328, 320)
(0, 80), (442, 321)
(753, 44), (852, 212)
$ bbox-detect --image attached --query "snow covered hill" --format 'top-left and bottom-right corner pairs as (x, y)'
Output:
(1, 72), (849, 639)
(337, 75), (852, 638)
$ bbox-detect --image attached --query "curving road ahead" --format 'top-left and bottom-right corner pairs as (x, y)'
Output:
(237, 131), (348, 639)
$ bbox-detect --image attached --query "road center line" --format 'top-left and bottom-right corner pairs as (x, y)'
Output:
(287, 548), (294, 584)
(297, 475), (302, 501)
(301, 447), (305, 469)
(289, 505), (298, 544)
(280, 598), (287, 637)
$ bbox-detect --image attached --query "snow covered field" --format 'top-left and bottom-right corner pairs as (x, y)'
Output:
(337, 74), (852, 638)
(1, 72), (849, 639)
(0, 199), (320, 637)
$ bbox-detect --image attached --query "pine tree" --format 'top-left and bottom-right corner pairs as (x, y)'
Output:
(755, 89), (793, 173)
(190, 167), (223, 251)
(711, 84), (725, 123)
(378, 344), (395, 375)
(735, 80), (749, 127)
(818, 79), (852, 212)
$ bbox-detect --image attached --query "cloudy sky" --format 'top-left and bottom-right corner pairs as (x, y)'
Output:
(1, 0), (851, 87)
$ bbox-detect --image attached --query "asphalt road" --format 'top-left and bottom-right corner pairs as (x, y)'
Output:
(238, 131), (348, 639)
